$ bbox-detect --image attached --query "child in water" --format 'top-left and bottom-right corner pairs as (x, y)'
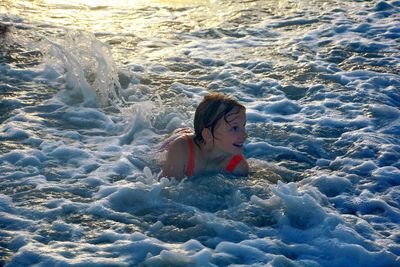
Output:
(160, 92), (249, 179)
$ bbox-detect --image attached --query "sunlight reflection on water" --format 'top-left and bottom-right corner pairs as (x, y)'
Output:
(3, 0), (330, 63)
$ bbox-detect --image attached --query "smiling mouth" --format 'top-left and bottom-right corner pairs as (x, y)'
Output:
(233, 143), (243, 148)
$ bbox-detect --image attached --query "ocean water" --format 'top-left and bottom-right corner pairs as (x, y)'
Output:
(1, 0), (400, 266)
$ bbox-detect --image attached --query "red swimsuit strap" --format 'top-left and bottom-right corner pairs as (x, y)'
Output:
(226, 154), (244, 173)
(185, 136), (195, 177)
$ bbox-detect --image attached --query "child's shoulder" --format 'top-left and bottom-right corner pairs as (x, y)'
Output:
(162, 133), (193, 177)
(174, 127), (194, 135)
(169, 134), (190, 149)
(161, 128), (194, 151)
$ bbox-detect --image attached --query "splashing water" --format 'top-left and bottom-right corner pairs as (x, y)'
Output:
(40, 31), (125, 108)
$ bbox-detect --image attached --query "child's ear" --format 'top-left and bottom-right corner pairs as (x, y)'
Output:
(202, 128), (212, 142)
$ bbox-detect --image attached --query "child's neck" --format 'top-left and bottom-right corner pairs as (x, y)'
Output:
(198, 142), (231, 166)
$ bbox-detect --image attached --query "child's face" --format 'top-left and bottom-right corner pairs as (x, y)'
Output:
(213, 107), (247, 155)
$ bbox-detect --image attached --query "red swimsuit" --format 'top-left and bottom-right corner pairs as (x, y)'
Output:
(184, 136), (244, 177)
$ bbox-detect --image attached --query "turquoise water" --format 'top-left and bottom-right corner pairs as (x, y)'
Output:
(1, 0), (400, 266)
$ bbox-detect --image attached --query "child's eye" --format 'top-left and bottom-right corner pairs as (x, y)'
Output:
(231, 126), (239, 132)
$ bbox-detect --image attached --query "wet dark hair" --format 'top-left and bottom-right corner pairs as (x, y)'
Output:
(193, 93), (245, 146)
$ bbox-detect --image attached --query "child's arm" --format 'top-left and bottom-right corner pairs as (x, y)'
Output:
(161, 138), (188, 179)
(231, 158), (249, 176)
